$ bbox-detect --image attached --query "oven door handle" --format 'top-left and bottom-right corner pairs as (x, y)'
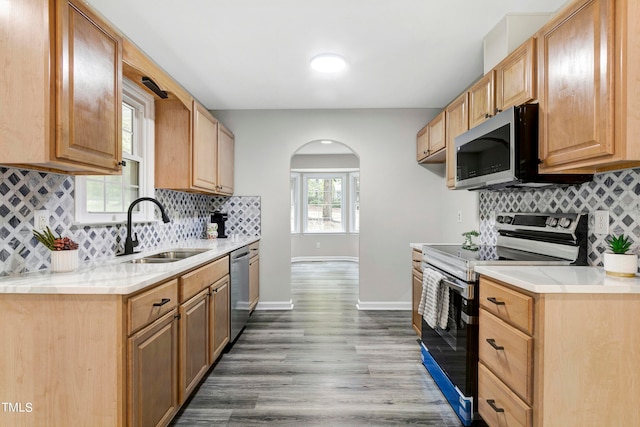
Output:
(440, 277), (470, 300)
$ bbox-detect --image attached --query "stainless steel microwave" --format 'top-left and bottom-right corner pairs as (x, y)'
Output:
(454, 104), (592, 190)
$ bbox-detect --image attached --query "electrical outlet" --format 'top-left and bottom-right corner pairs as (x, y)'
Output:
(489, 210), (497, 225)
(316, 242), (321, 249)
(35, 210), (49, 231)
(594, 210), (609, 235)
(457, 210), (462, 223)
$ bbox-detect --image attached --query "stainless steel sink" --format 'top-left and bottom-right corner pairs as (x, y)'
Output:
(128, 257), (181, 264)
(127, 249), (208, 264)
(144, 249), (209, 259)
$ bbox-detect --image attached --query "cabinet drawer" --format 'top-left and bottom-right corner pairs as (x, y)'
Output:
(478, 362), (532, 427)
(479, 309), (533, 404)
(412, 249), (422, 273)
(180, 256), (229, 301)
(249, 241), (259, 255)
(480, 277), (533, 334)
(128, 279), (178, 335)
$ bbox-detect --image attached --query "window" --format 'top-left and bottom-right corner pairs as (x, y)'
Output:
(290, 171), (359, 234)
(74, 79), (155, 224)
(304, 174), (345, 233)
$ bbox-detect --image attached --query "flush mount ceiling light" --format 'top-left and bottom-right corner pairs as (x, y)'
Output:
(320, 140), (333, 144)
(310, 54), (347, 73)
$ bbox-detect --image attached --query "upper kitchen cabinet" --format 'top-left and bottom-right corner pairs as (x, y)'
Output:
(445, 93), (469, 188)
(468, 72), (495, 129)
(417, 111), (446, 163)
(155, 98), (222, 194)
(1, 0), (123, 175)
(494, 37), (536, 113)
(217, 124), (235, 195)
(537, 0), (640, 173)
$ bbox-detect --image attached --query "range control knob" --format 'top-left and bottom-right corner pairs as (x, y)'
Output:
(503, 216), (514, 224)
(548, 217), (559, 227)
(496, 215), (504, 223)
(559, 218), (572, 228)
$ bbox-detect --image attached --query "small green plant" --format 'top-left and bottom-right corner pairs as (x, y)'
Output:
(33, 227), (79, 251)
(606, 234), (632, 254)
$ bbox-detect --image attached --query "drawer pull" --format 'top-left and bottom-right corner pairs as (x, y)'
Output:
(153, 298), (171, 307)
(487, 297), (506, 305)
(486, 338), (504, 351)
(487, 399), (505, 413)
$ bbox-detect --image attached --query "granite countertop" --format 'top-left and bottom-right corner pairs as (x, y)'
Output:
(475, 265), (640, 294)
(0, 236), (260, 295)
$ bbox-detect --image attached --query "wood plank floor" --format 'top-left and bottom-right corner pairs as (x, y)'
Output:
(171, 261), (462, 426)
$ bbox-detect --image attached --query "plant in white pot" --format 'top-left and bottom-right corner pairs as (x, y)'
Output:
(33, 226), (80, 272)
(603, 234), (638, 277)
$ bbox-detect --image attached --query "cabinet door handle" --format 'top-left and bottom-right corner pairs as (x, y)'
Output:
(153, 298), (171, 307)
(484, 113), (492, 118)
(487, 297), (505, 306)
(486, 338), (504, 351)
(495, 108), (502, 114)
(487, 399), (505, 413)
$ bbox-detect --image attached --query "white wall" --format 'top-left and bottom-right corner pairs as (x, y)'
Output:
(291, 233), (359, 260)
(213, 109), (479, 309)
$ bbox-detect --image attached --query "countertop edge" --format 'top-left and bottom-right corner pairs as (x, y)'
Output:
(475, 265), (640, 294)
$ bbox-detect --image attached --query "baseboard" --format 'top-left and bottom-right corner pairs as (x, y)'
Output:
(356, 300), (411, 311)
(291, 256), (359, 263)
(254, 300), (294, 310)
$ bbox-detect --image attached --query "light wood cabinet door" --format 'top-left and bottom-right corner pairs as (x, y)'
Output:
(192, 101), (219, 192)
(445, 92), (469, 188)
(416, 125), (429, 162)
(217, 124), (235, 195)
(468, 72), (495, 128)
(128, 309), (179, 427)
(537, 0), (614, 172)
(412, 272), (422, 336)
(426, 111), (446, 160)
(249, 255), (260, 311)
(209, 276), (230, 364)
(179, 289), (210, 404)
(56, 0), (122, 172)
(495, 38), (536, 113)
(417, 112), (446, 164)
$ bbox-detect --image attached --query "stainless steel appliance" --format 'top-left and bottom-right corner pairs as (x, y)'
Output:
(455, 104), (592, 190)
(420, 212), (587, 426)
(229, 246), (251, 343)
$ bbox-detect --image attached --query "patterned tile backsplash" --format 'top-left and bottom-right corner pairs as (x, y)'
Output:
(478, 167), (640, 268)
(0, 167), (260, 276)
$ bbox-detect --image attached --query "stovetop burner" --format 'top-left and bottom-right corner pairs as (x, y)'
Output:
(425, 244), (568, 263)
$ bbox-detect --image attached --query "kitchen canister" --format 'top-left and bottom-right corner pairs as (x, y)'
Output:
(206, 223), (218, 239)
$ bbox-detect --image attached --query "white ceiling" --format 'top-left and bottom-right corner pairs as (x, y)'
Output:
(85, 0), (568, 110)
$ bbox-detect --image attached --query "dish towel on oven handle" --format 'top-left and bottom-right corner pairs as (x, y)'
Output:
(418, 267), (450, 329)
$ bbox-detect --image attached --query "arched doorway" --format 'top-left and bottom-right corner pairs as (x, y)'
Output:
(290, 140), (360, 265)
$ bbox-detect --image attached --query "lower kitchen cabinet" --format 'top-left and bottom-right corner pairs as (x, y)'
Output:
(411, 248), (423, 336)
(179, 288), (210, 404)
(478, 275), (640, 427)
(0, 253), (235, 426)
(128, 309), (179, 427)
(209, 276), (230, 364)
(249, 241), (260, 312)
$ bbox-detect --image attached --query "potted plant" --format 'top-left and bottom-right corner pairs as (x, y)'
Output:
(603, 234), (638, 277)
(33, 227), (80, 272)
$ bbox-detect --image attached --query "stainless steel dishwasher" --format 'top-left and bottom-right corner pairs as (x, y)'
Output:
(229, 246), (251, 343)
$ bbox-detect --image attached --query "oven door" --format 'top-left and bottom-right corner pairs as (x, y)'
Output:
(421, 270), (478, 396)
